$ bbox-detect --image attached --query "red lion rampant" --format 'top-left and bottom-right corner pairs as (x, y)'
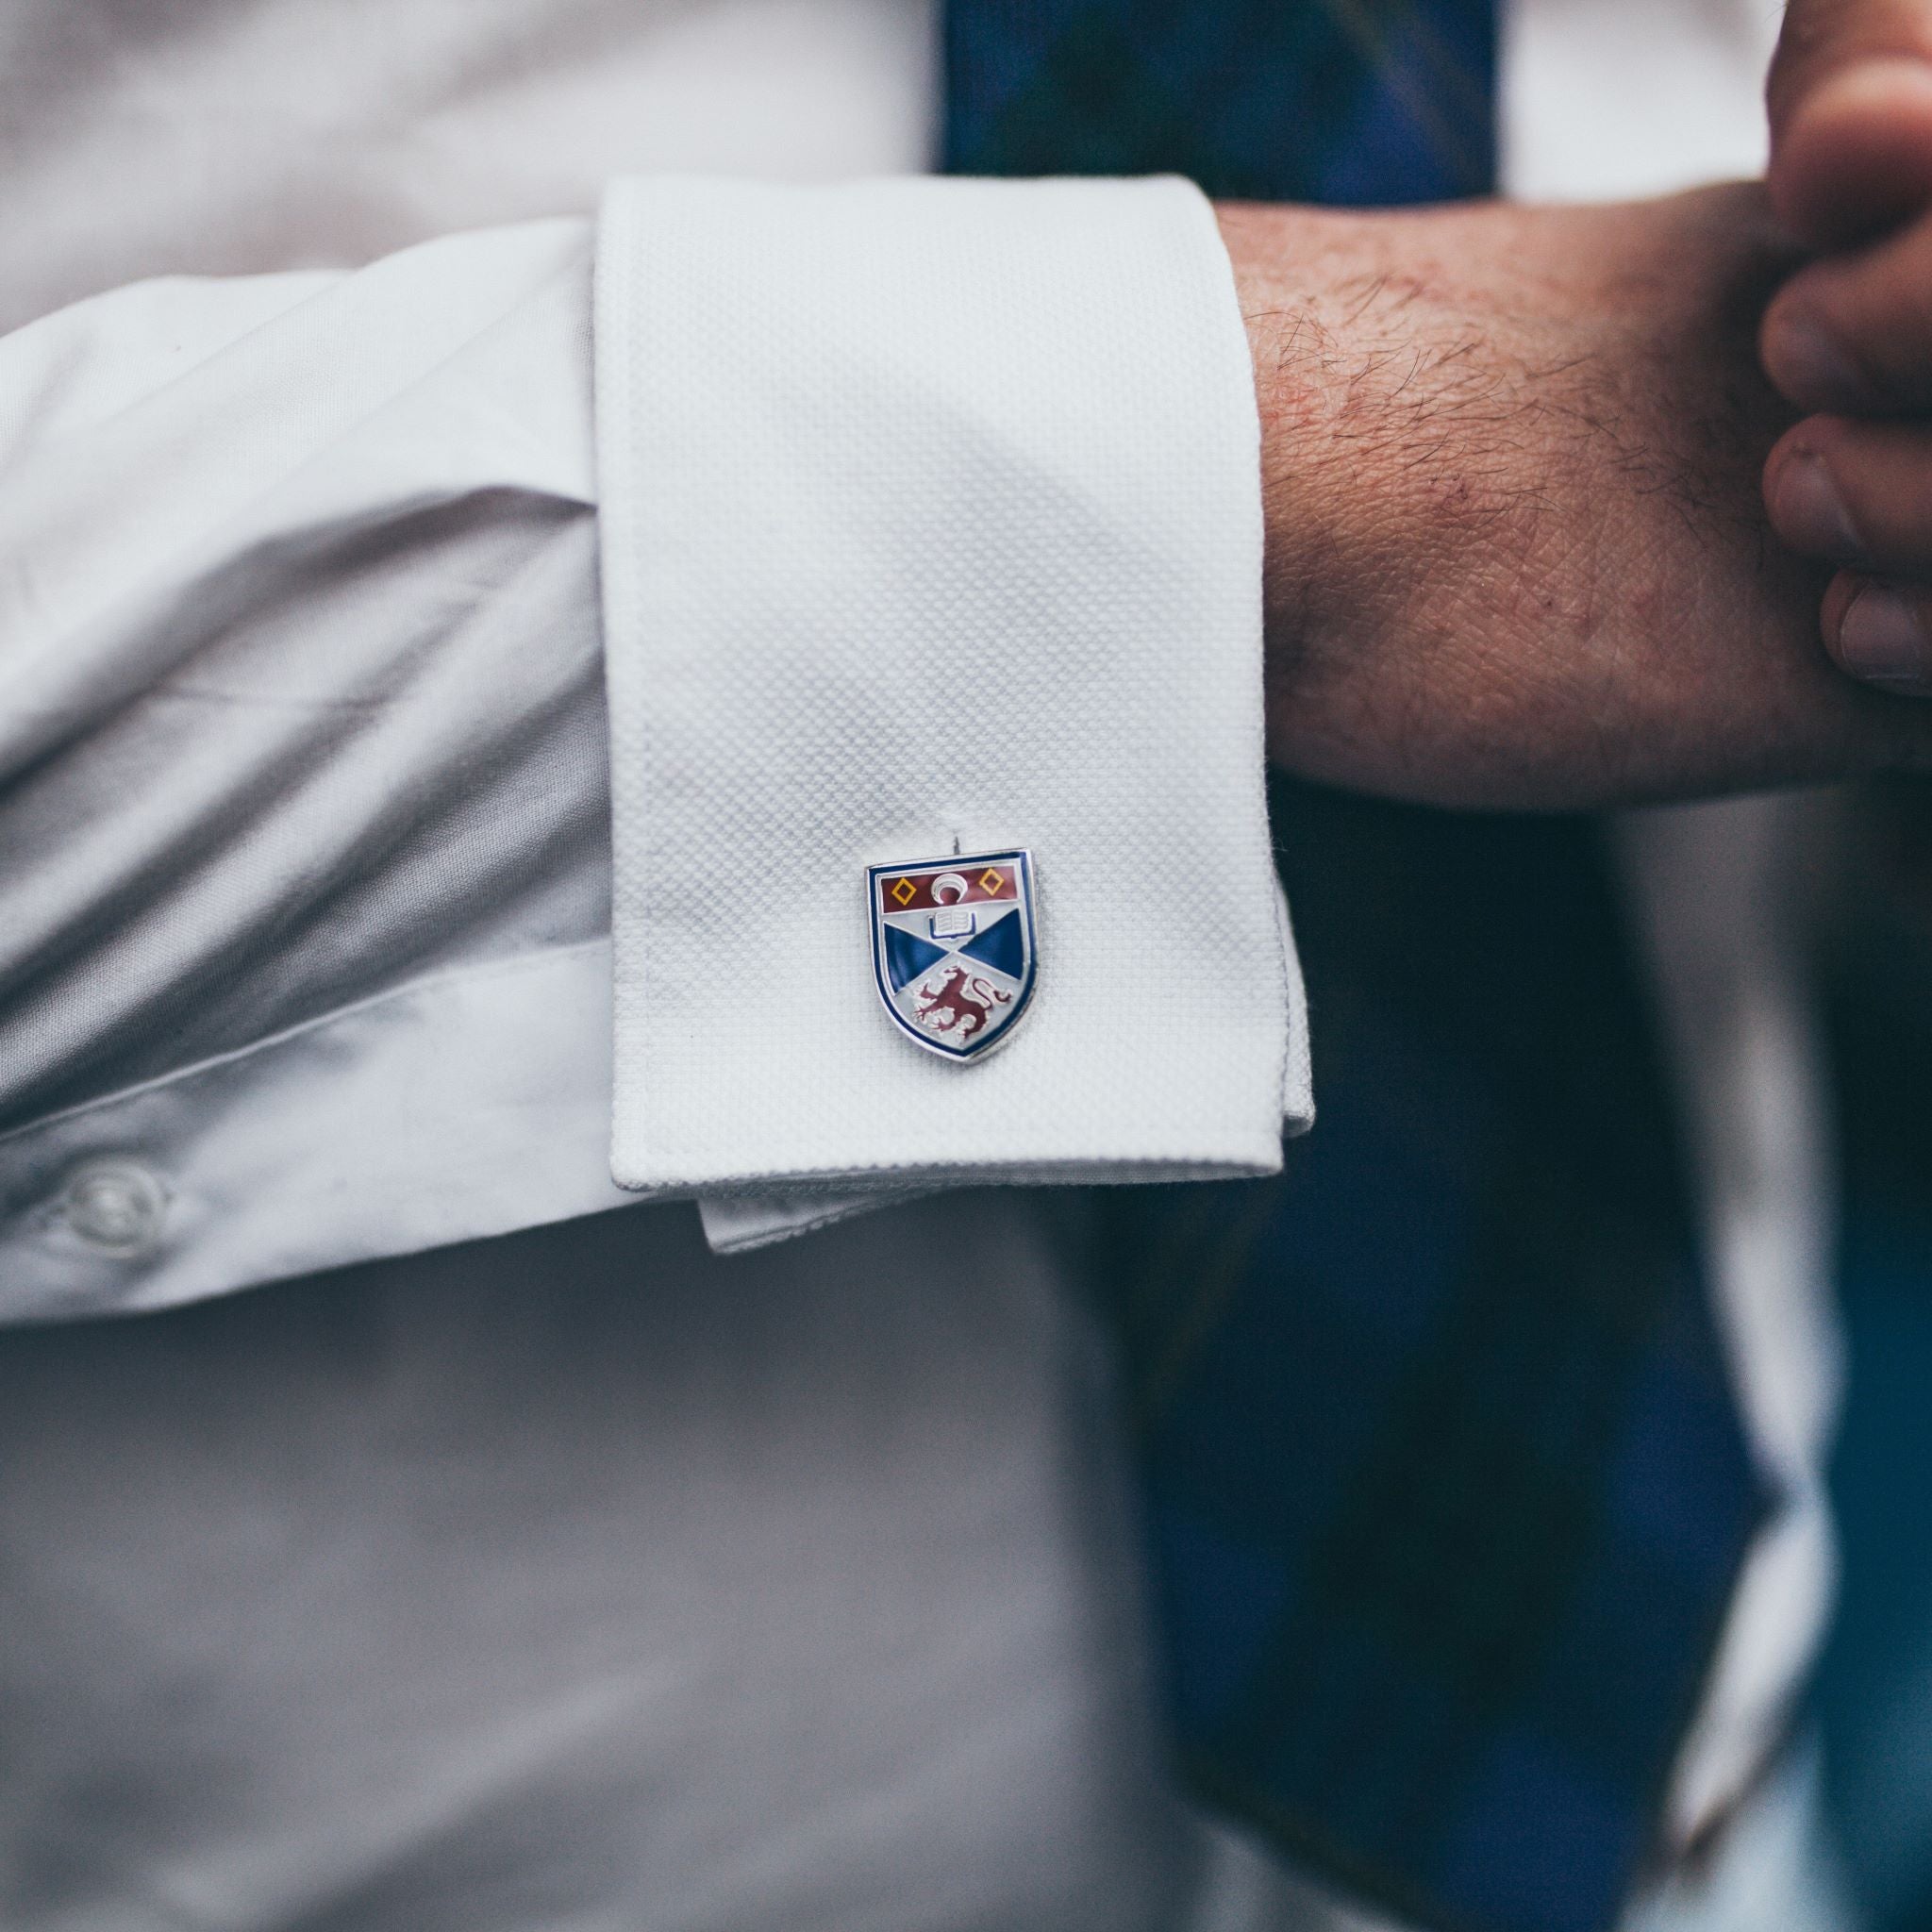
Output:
(914, 966), (1012, 1041)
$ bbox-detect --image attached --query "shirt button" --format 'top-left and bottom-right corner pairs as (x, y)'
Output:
(61, 1160), (167, 1257)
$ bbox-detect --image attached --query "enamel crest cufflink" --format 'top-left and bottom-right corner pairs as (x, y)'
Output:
(867, 850), (1037, 1060)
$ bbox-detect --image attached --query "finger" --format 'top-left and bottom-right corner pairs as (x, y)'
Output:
(1769, 0), (1932, 240)
(1766, 414), (1932, 570)
(1771, 57), (1932, 246)
(1824, 568), (1932, 691)
(1760, 203), (1932, 409)
(1770, 0), (1932, 136)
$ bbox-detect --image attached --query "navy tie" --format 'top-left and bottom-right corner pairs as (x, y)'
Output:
(942, 9), (1773, 1932)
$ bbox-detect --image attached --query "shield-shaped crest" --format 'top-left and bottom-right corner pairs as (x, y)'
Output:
(867, 849), (1037, 1061)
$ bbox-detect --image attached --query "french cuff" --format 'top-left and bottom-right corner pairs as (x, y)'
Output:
(594, 175), (1310, 1245)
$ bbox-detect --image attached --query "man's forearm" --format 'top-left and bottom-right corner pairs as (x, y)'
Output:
(1222, 184), (1932, 808)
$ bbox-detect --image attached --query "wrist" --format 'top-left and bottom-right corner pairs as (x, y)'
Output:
(1218, 196), (1517, 797)
(1213, 187), (1872, 809)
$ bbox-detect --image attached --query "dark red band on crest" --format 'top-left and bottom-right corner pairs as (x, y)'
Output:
(878, 865), (1017, 911)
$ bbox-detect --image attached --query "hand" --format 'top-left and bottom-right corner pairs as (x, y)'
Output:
(1221, 185), (1932, 808)
(1760, 0), (1932, 693)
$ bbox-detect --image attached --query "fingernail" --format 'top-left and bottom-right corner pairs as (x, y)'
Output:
(1767, 314), (1874, 409)
(1773, 451), (1863, 558)
(1839, 583), (1932, 691)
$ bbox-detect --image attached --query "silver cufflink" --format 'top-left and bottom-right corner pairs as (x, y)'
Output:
(867, 849), (1036, 1060)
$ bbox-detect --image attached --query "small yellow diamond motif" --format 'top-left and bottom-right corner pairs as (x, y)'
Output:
(978, 868), (1005, 894)
(891, 877), (917, 907)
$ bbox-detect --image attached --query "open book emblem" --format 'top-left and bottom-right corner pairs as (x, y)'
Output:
(867, 850), (1037, 1061)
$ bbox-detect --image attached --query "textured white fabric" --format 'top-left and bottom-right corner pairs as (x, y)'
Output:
(598, 175), (1309, 1218)
(699, 880), (1310, 1254)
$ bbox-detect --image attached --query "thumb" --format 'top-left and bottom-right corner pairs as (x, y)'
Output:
(1767, 0), (1932, 245)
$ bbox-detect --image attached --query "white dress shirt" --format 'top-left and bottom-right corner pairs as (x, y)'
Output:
(0, 1), (1838, 1926)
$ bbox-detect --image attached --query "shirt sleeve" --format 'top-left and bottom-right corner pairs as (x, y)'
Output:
(0, 179), (1311, 1318)
(0, 219), (631, 1321)
(595, 175), (1309, 1249)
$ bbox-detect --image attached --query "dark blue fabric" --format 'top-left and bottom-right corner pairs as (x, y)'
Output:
(944, 0), (1495, 203)
(1105, 791), (1768, 1932)
(941, 14), (1774, 1932)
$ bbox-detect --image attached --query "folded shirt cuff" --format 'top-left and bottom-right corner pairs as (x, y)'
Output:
(594, 175), (1310, 1241)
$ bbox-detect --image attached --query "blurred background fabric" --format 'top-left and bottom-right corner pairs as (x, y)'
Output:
(1814, 776), (1932, 1932)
